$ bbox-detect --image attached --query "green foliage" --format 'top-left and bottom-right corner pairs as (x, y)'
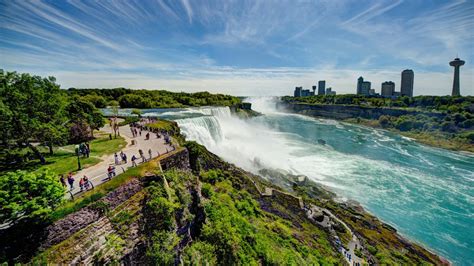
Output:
(182, 241), (217, 265)
(131, 109), (142, 117)
(1, 71), (69, 164)
(200, 169), (225, 184)
(0, 170), (64, 224)
(147, 231), (180, 264)
(0, 71), (106, 168)
(68, 88), (241, 108)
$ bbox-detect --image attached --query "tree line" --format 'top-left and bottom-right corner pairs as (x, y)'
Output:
(68, 88), (241, 109)
(0, 70), (105, 168)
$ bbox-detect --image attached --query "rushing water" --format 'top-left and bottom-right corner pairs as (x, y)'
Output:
(110, 99), (474, 264)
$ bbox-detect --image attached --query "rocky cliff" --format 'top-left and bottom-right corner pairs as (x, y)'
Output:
(278, 101), (445, 120)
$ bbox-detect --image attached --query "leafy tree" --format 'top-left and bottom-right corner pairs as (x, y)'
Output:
(131, 109), (142, 117)
(0, 71), (68, 164)
(66, 97), (105, 140)
(0, 170), (64, 225)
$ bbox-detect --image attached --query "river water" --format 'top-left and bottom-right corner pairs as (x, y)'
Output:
(108, 98), (474, 264)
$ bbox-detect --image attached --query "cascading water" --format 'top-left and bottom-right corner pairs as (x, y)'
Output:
(170, 98), (474, 265)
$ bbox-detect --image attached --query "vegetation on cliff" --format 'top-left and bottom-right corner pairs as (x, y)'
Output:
(283, 94), (474, 152)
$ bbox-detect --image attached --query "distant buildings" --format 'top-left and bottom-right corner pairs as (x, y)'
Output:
(449, 57), (465, 96)
(400, 69), (414, 97)
(294, 86), (314, 97)
(318, 80), (326, 95)
(381, 81), (395, 97)
(293, 80), (335, 97)
(357, 77), (371, 96)
(326, 87), (336, 95)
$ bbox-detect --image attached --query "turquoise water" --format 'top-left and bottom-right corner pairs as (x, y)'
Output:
(108, 102), (474, 264)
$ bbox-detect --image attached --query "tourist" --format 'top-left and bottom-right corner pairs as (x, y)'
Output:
(139, 149), (145, 162)
(59, 174), (66, 188)
(79, 177), (84, 191)
(85, 143), (90, 157)
(114, 153), (119, 165)
(123, 153), (127, 163)
(131, 155), (137, 167)
(83, 176), (90, 190)
(67, 173), (74, 190)
(156, 132), (160, 138)
(139, 129), (142, 136)
(107, 165), (116, 179)
(146, 132), (150, 140)
(148, 148), (152, 160)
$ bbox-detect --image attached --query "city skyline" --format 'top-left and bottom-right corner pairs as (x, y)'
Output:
(1, 0), (473, 96)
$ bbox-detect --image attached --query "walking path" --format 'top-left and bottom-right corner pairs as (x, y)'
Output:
(67, 123), (174, 197)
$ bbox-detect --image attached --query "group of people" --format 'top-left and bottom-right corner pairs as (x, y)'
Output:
(59, 172), (91, 192)
(114, 151), (128, 165)
(58, 117), (176, 196)
(76, 142), (90, 158)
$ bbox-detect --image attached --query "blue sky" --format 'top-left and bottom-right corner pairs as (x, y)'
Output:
(1, 0), (473, 96)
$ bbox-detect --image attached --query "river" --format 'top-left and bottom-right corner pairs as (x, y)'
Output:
(106, 97), (474, 264)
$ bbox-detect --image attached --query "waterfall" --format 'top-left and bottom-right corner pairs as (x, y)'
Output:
(176, 115), (223, 146)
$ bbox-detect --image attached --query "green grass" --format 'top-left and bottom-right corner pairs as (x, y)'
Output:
(35, 133), (127, 176)
(147, 120), (177, 132)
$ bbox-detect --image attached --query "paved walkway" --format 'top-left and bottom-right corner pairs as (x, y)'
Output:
(67, 123), (174, 197)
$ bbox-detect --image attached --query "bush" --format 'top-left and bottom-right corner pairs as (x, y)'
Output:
(0, 170), (64, 225)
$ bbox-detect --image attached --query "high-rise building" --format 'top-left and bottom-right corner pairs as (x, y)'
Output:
(400, 69), (414, 97)
(357, 76), (371, 95)
(449, 57), (465, 96)
(312, 85), (317, 95)
(357, 77), (371, 95)
(381, 81), (395, 97)
(294, 86), (302, 97)
(318, 80), (326, 95)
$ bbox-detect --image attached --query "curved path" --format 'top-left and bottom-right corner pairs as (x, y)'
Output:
(67, 123), (174, 197)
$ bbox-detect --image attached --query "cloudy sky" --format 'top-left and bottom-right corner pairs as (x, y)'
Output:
(1, 0), (473, 96)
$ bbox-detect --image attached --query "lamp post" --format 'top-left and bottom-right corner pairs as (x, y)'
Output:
(75, 144), (82, 170)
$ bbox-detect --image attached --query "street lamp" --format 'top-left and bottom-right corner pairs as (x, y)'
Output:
(75, 144), (82, 170)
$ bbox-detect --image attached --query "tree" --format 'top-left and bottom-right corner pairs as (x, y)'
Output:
(0, 170), (64, 225)
(0, 71), (68, 164)
(131, 109), (142, 117)
(66, 97), (105, 140)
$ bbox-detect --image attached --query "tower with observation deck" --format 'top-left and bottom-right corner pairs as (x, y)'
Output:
(449, 57), (465, 96)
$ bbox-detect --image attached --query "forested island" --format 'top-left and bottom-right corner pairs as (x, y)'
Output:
(0, 71), (449, 264)
(68, 88), (241, 109)
(281, 95), (474, 152)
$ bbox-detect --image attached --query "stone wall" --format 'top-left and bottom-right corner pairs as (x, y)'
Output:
(278, 102), (446, 120)
(40, 178), (143, 250)
(160, 148), (191, 171)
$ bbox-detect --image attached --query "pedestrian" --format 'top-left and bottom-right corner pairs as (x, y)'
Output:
(156, 132), (160, 138)
(123, 153), (127, 163)
(114, 153), (120, 165)
(67, 173), (74, 190)
(139, 149), (145, 162)
(146, 132), (150, 140)
(107, 165), (114, 179)
(79, 177), (84, 191)
(131, 155), (137, 167)
(148, 148), (152, 160)
(59, 174), (66, 188)
(83, 175), (90, 190)
(139, 129), (142, 136)
(86, 143), (90, 157)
